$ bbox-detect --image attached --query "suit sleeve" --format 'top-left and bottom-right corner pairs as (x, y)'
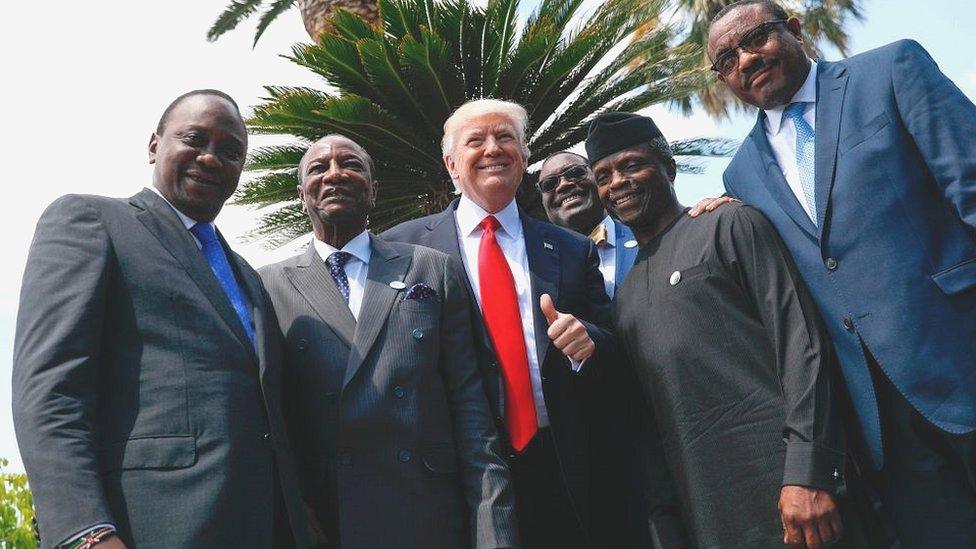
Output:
(717, 207), (845, 492)
(12, 195), (116, 545)
(439, 254), (519, 549)
(891, 39), (976, 230)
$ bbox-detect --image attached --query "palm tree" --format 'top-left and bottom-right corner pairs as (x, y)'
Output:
(668, 0), (864, 117)
(207, 0), (379, 46)
(233, 0), (706, 245)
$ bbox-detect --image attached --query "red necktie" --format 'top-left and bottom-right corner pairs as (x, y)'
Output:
(478, 216), (537, 451)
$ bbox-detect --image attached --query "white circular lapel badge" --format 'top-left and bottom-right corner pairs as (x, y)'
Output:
(389, 280), (406, 290)
(624, 240), (638, 249)
(669, 271), (681, 286)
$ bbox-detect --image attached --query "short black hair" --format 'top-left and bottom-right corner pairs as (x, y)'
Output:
(541, 150), (588, 168)
(710, 0), (790, 30)
(155, 89), (242, 135)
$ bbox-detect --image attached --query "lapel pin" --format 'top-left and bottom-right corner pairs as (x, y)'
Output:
(389, 280), (406, 290)
(624, 240), (638, 249)
(669, 271), (681, 286)
(543, 242), (553, 250)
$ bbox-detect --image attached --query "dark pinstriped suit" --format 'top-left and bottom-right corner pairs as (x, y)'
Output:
(260, 234), (517, 549)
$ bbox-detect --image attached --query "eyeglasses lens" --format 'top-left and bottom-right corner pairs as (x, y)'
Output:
(539, 164), (588, 193)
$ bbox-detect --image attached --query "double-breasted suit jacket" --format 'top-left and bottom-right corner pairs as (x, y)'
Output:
(383, 199), (614, 538)
(12, 188), (307, 548)
(260, 235), (517, 549)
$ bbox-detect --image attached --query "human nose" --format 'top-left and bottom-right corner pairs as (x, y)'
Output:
(737, 48), (763, 77)
(483, 136), (502, 155)
(196, 147), (222, 168)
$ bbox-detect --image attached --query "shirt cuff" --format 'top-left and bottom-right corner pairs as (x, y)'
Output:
(59, 523), (116, 548)
(569, 357), (586, 372)
(782, 441), (845, 492)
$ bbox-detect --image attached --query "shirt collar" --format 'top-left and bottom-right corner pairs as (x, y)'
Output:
(763, 59), (818, 136)
(601, 215), (617, 248)
(455, 195), (522, 240)
(312, 230), (372, 266)
(149, 185), (207, 231)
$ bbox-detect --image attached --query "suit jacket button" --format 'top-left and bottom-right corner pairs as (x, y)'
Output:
(412, 328), (424, 340)
(397, 450), (412, 462)
(825, 258), (838, 271)
(297, 338), (307, 351)
(393, 386), (406, 399)
(842, 316), (855, 331)
(262, 432), (272, 442)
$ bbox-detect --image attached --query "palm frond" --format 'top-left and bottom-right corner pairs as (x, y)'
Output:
(253, 0), (296, 48)
(207, 0), (265, 42)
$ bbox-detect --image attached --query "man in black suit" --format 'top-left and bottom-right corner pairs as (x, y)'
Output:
(12, 90), (307, 548)
(260, 134), (517, 548)
(384, 99), (616, 548)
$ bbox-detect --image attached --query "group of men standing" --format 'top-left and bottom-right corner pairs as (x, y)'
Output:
(12, 1), (976, 548)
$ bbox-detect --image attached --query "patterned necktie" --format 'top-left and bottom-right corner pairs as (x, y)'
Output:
(588, 223), (609, 247)
(189, 223), (255, 345)
(478, 216), (537, 451)
(326, 251), (353, 302)
(783, 101), (818, 225)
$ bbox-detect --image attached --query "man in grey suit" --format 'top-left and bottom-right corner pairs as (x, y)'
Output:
(12, 90), (307, 548)
(259, 134), (517, 549)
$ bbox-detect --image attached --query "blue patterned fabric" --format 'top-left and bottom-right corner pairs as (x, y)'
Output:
(784, 101), (818, 225)
(189, 223), (255, 344)
(326, 251), (353, 302)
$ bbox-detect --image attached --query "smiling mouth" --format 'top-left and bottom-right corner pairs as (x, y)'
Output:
(612, 193), (640, 209)
(747, 63), (775, 89)
(185, 171), (220, 186)
(559, 190), (587, 207)
(478, 162), (509, 172)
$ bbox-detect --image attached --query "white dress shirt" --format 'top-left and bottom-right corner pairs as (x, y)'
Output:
(763, 60), (818, 222)
(454, 195), (553, 427)
(149, 185), (211, 248)
(313, 230), (372, 320)
(594, 215), (618, 298)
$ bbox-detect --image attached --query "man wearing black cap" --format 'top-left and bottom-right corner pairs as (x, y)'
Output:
(587, 111), (850, 548)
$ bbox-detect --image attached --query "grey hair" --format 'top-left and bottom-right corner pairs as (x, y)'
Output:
(441, 98), (531, 158)
(298, 134), (377, 184)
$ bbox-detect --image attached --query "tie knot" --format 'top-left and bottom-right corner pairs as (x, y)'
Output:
(189, 222), (218, 245)
(327, 251), (352, 269)
(480, 215), (501, 232)
(783, 101), (807, 121)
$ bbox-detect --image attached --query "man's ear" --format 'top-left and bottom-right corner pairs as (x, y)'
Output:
(296, 184), (308, 212)
(666, 157), (678, 184)
(444, 154), (459, 181)
(148, 133), (159, 164)
(369, 179), (378, 208)
(786, 16), (804, 42)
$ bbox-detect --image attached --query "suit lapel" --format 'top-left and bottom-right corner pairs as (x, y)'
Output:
(426, 199), (495, 356)
(131, 188), (256, 355)
(522, 214), (559, 367)
(814, 61), (849, 235)
(743, 120), (819, 241)
(284, 244), (357, 348)
(614, 220), (638, 287)
(344, 234), (411, 390)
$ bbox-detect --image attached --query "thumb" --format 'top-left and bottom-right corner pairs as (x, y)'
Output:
(540, 293), (559, 324)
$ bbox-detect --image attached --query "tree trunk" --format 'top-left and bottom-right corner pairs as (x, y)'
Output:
(297, 0), (380, 40)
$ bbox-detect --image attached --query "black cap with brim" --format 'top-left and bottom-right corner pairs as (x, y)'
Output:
(585, 111), (664, 166)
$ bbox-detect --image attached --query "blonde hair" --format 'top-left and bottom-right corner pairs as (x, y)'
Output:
(441, 98), (531, 158)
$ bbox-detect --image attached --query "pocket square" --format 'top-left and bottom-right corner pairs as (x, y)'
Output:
(404, 283), (438, 300)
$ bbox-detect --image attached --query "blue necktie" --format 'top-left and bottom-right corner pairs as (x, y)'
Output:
(326, 251), (353, 302)
(783, 101), (818, 226)
(190, 223), (255, 345)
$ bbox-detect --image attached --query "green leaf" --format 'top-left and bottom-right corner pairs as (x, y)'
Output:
(253, 0), (296, 48)
(207, 0), (264, 42)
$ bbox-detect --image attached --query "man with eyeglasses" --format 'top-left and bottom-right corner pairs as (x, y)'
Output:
(537, 152), (639, 298)
(705, 1), (976, 546)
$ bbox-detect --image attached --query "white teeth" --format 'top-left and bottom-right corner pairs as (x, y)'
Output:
(479, 164), (508, 171)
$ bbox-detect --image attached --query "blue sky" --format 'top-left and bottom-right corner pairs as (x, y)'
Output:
(0, 0), (973, 471)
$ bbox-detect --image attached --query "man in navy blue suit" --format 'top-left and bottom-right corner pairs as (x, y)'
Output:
(537, 151), (640, 298)
(384, 99), (679, 548)
(708, 1), (976, 545)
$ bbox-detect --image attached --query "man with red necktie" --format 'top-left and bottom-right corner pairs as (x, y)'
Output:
(384, 99), (618, 548)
